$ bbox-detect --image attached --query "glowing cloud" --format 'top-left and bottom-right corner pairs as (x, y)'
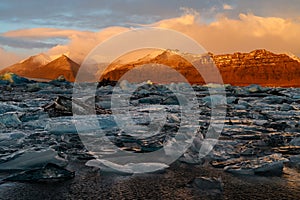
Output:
(2, 12), (300, 67)
(155, 13), (300, 56)
(3, 28), (91, 38)
(3, 27), (129, 64)
(223, 4), (233, 10)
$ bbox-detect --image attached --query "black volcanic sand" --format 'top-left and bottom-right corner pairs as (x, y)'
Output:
(0, 161), (299, 200)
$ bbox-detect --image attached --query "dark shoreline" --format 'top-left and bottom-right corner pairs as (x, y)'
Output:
(1, 161), (300, 200)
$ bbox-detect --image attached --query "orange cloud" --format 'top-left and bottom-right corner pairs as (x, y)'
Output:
(155, 13), (300, 55)
(3, 28), (92, 38)
(4, 27), (129, 63)
(3, 13), (300, 65)
(65, 27), (129, 63)
(223, 4), (233, 10)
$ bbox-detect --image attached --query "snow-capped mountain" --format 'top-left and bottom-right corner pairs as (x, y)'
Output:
(285, 52), (300, 63)
(0, 54), (79, 82)
(1, 49), (300, 87)
(101, 49), (300, 87)
(19, 53), (52, 65)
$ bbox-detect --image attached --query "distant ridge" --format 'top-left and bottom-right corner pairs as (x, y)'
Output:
(0, 54), (79, 82)
(101, 49), (300, 87)
(213, 49), (300, 87)
(0, 53), (51, 77)
(0, 50), (300, 87)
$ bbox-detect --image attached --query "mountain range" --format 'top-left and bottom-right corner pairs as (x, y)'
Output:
(0, 49), (299, 87)
(0, 54), (79, 82)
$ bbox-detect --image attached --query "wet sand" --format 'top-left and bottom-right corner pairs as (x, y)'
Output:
(0, 161), (299, 200)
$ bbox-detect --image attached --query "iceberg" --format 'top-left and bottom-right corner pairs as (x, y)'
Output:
(0, 149), (67, 171)
(86, 159), (169, 174)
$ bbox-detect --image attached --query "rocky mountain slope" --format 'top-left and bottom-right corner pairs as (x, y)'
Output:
(102, 49), (300, 87)
(1, 49), (299, 86)
(213, 49), (300, 87)
(0, 55), (79, 82)
(0, 53), (51, 77)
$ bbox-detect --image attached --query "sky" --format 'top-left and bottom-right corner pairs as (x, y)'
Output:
(1, 0), (300, 67)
